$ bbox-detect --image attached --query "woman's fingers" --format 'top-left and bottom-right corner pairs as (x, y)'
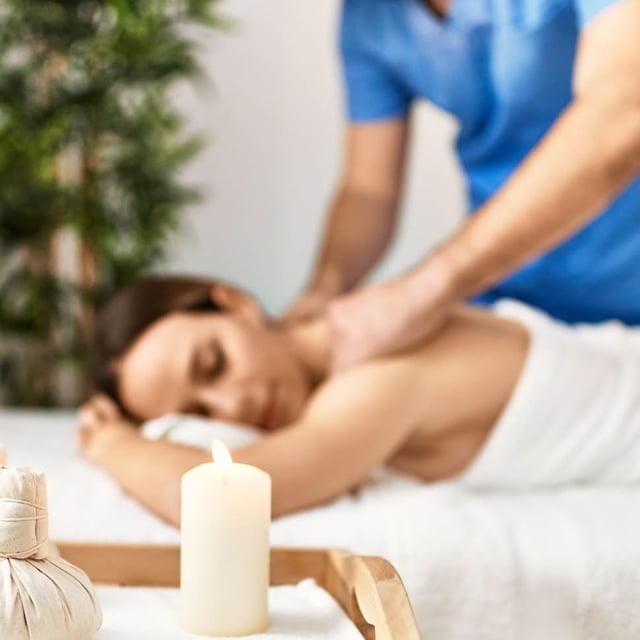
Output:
(78, 393), (121, 425)
(90, 394), (122, 420)
(77, 403), (100, 426)
(76, 417), (100, 456)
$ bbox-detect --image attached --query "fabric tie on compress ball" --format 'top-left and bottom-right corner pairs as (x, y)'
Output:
(0, 466), (102, 640)
(0, 467), (48, 560)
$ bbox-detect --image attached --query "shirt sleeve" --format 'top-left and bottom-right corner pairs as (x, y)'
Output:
(339, 1), (411, 122)
(575, 0), (622, 26)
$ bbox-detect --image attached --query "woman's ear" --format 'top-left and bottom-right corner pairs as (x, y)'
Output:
(209, 283), (265, 324)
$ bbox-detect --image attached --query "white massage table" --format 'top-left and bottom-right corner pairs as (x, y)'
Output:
(3, 408), (640, 639)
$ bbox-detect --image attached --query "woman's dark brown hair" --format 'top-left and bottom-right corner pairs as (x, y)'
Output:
(90, 276), (221, 412)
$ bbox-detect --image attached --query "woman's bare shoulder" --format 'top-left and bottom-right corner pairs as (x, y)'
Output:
(303, 352), (423, 432)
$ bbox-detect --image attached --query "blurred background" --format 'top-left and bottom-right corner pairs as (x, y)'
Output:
(0, 0), (464, 408)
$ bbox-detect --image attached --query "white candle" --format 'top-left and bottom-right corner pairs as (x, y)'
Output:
(180, 441), (271, 637)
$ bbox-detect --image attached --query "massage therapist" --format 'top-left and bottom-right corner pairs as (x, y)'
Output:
(284, 0), (640, 370)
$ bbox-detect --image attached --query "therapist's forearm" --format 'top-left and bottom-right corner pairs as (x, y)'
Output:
(422, 86), (640, 300)
(309, 186), (399, 296)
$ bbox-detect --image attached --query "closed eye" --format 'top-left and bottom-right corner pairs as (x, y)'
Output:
(198, 341), (225, 381)
(189, 341), (226, 394)
(207, 343), (225, 379)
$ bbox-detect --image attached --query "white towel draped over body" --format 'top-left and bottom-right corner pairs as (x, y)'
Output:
(461, 300), (640, 489)
(0, 467), (102, 640)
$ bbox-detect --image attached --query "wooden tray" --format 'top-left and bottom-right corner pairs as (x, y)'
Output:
(57, 542), (420, 640)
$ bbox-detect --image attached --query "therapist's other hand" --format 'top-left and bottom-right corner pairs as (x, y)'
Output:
(282, 287), (334, 323)
(328, 273), (453, 372)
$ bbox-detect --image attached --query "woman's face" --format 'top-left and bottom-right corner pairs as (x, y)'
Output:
(117, 309), (311, 429)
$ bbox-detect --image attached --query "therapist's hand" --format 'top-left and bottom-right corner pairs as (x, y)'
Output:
(328, 268), (455, 372)
(282, 287), (334, 323)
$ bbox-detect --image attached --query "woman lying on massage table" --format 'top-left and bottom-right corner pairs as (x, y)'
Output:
(78, 275), (640, 526)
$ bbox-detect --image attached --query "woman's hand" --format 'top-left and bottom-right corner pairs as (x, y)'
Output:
(77, 394), (139, 466)
(78, 393), (122, 425)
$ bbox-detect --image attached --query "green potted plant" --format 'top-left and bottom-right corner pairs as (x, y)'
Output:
(0, 0), (222, 406)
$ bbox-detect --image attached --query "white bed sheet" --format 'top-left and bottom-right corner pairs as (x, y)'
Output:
(4, 409), (640, 640)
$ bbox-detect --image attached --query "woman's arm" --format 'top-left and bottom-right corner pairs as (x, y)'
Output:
(77, 414), (209, 526)
(232, 358), (421, 516)
(78, 358), (421, 525)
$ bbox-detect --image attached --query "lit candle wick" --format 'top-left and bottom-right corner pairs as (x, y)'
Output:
(211, 440), (233, 466)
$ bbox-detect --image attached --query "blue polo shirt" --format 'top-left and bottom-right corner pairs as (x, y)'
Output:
(341, 0), (640, 324)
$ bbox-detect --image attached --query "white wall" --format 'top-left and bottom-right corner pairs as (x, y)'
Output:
(167, 0), (466, 313)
